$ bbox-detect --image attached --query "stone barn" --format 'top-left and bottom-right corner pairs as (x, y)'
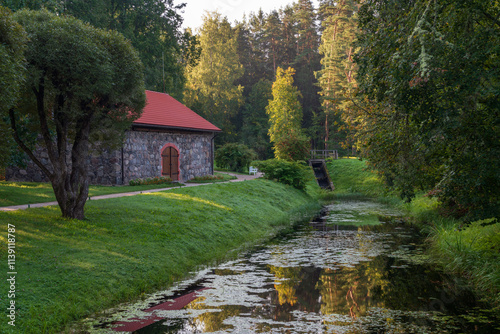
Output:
(7, 90), (221, 185)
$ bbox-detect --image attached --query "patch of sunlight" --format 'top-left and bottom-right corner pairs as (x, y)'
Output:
(0, 182), (49, 188)
(98, 249), (142, 262)
(14, 230), (55, 241)
(146, 192), (232, 211)
(68, 260), (96, 270)
(70, 248), (140, 266)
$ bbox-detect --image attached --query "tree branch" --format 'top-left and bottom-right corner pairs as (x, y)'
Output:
(54, 93), (68, 175)
(9, 108), (53, 178)
(70, 105), (94, 201)
(480, 9), (500, 28)
(33, 77), (58, 166)
(346, 96), (388, 118)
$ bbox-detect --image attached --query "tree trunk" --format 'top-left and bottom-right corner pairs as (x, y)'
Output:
(56, 114), (92, 220)
(49, 108), (92, 220)
(51, 175), (89, 220)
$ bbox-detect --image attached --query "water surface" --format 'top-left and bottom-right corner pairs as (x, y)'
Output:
(90, 201), (498, 333)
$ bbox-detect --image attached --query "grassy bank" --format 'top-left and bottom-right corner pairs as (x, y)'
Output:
(313, 157), (392, 203)
(0, 181), (182, 207)
(326, 158), (499, 309)
(0, 179), (320, 333)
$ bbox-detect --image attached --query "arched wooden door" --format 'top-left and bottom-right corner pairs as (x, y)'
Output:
(161, 146), (179, 181)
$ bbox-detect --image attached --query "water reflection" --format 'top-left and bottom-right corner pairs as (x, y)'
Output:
(93, 201), (498, 333)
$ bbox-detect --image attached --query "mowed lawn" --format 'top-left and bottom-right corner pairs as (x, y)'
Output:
(0, 179), (320, 333)
(0, 181), (182, 207)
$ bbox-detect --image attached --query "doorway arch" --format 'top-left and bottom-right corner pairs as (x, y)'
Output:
(161, 143), (180, 181)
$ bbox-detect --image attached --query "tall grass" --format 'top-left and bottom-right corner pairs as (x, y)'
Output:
(429, 218), (500, 308)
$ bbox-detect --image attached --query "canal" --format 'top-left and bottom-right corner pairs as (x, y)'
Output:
(91, 201), (498, 333)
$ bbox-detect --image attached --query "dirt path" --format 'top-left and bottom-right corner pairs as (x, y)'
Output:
(0, 172), (262, 212)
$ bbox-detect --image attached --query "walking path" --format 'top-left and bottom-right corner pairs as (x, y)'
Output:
(0, 172), (262, 212)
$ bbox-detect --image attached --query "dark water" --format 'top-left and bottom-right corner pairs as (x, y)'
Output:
(91, 201), (499, 333)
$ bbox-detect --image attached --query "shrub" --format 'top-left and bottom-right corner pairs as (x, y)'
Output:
(252, 159), (312, 190)
(129, 176), (172, 186)
(186, 174), (228, 183)
(274, 130), (310, 161)
(190, 175), (224, 181)
(215, 143), (257, 173)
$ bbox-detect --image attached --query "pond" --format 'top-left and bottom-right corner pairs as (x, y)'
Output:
(89, 201), (499, 333)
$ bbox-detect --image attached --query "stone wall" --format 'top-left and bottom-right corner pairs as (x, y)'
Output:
(6, 146), (52, 183)
(6, 147), (122, 185)
(122, 129), (214, 184)
(6, 129), (215, 185)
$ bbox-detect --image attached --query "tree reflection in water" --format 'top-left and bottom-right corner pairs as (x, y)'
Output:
(96, 201), (497, 334)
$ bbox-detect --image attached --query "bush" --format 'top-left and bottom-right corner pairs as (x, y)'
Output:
(274, 130), (310, 161)
(215, 143), (257, 173)
(129, 176), (172, 186)
(252, 159), (312, 191)
(189, 175), (224, 182)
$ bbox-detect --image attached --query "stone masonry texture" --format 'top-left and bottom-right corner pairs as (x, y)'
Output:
(6, 129), (215, 185)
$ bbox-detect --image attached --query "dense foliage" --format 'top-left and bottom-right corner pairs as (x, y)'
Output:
(215, 143), (257, 173)
(253, 159), (312, 190)
(273, 129), (310, 162)
(266, 67), (310, 161)
(184, 12), (244, 144)
(354, 0), (499, 220)
(316, 0), (358, 153)
(2, 0), (189, 98)
(0, 6), (26, 170)
(9, 10), (145, 219)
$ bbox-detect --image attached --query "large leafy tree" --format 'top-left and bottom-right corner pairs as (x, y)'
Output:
(184, 11), (244, 144)
(9, 10), (145, 219)
(267, 67), (310, 160)
(2, 0), (187, 98)
(355, 0), (500, 219)
(0, 6), (26, 171)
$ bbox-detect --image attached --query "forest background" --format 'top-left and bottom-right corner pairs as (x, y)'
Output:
(1, 0), (498, 221)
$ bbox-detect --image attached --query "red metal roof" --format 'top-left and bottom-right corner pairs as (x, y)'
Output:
(133, 90), (221, 132)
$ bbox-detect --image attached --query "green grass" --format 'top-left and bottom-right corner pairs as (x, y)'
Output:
(0, 181), (181, 207)
(310, 158), (393, 203)
(185, 172), (237, 183)
(429, 218), (500, 307)
(0, 179), (320, 333)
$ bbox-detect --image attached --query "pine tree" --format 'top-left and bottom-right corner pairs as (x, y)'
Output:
(293, 0), (321, 133)
(316, 0), (359, 151)
(184, 11), (244, 143)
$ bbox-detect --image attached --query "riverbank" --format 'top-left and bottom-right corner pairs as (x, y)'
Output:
(0, 179), (320, 333)
(326, 158), (499, 310)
